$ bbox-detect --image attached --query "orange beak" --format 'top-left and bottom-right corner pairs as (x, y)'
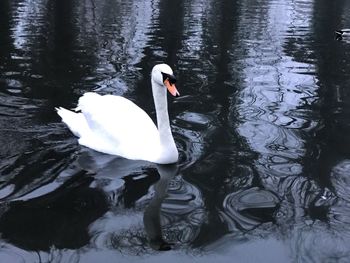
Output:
(164, 79), (180, 96)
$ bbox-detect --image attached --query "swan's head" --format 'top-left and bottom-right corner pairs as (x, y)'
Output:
(152, 64), (180, 97)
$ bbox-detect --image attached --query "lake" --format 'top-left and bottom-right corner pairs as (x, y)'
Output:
(1, 0), (350, 262)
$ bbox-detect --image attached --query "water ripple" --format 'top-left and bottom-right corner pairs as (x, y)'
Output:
(173, 110), (216, 169)
(161, 175), (205, 244)
(289, 222), (350, 263)
(221, 187), (279, 231)
(331, 160), (350, 202)
(1, 0), (350, 260)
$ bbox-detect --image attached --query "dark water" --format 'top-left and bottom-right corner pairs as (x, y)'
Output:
(1, 0), (350, 262)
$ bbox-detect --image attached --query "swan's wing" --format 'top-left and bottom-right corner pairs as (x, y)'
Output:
(77, 92), (160, 159)
(56, 107), (89, 138)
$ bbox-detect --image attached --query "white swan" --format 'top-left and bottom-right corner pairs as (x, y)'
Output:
(56, 64), (179, 164)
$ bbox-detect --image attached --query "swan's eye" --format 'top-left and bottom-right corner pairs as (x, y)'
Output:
(161, 72), (177, 85)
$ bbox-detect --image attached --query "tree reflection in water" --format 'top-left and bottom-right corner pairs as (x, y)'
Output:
(1, 0), (350, 262)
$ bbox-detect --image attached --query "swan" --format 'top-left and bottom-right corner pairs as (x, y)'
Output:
(56, 64), (179, 164)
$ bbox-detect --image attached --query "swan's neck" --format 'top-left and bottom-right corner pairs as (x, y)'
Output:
(152, 80), (178, 162)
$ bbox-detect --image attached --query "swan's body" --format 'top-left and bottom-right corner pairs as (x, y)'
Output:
(56, 64), (179, 164)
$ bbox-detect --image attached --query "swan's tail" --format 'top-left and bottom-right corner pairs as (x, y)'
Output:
(56, 107), (88, 138)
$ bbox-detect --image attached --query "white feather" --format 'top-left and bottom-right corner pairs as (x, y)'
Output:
(56, 64), (179, 164)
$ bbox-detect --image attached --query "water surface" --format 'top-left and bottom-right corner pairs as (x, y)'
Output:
(1, 0), (350, 262)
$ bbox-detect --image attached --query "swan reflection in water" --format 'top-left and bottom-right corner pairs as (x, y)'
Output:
(0, 147), (205, 258)
(78, 150), (205, 253)
(76, 150), (178, 251)
(143, 164), (178, 250)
